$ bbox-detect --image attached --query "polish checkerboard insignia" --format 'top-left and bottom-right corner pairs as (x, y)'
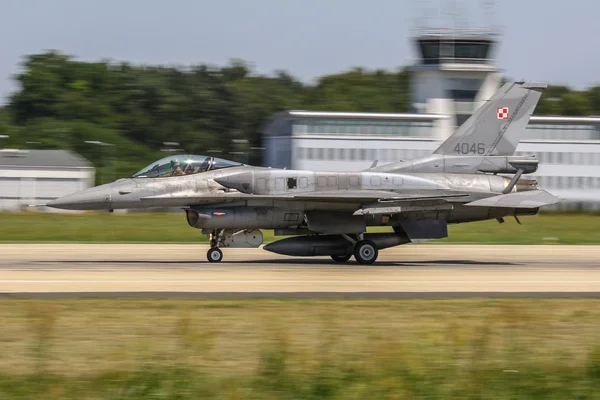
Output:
(497, 107), (509, 119)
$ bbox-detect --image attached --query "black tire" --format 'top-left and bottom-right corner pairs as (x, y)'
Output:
(207, 247), (223, 263)
(331, 254), (352, 263)
(353, 240), (378, 265)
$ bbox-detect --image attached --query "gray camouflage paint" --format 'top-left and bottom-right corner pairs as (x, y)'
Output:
(373, 81), (547, 175)
(46, 81), (558, 258)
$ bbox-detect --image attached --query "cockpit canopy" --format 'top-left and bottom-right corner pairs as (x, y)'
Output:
(132, 155), (242, 178)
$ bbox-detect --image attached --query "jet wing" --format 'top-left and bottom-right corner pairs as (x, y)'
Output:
(464, 190), (560, 208)
(142, 190), (467, 203)
(291, 190), (468, 203)
(141, 190), (469, 209)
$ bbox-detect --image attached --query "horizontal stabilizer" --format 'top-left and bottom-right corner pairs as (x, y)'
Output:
(464, 190), (560, 209)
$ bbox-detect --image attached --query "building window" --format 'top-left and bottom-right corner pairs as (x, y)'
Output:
(327, 148), (334, 160)
(349, 149), (356, 160)
(367, 149), (376, 161)
(307, 148), (314, 160)
(317, 148), (324, 160)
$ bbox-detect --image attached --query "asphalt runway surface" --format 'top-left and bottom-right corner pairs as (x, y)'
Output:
(0, 244), (599, 297)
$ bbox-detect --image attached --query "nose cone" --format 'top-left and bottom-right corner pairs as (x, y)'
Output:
(46, 183), (112, 210)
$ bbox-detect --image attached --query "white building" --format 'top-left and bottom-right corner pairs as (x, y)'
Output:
(409, 28), (503, 127)
(262, 25), (600, 209)
(0, 149), (94, 212)
(262, 112), (600, 210)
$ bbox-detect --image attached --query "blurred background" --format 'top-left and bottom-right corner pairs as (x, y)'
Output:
(2, 3), (600, 398)
(0, 0), (598, 212)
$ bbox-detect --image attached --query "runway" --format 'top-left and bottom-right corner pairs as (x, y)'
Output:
(0, 244), (599, 296)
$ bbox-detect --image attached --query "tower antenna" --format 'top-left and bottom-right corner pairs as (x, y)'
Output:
(482, 0), (497, 32)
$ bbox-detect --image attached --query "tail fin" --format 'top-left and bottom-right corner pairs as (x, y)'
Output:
(433, 81), (547, 156)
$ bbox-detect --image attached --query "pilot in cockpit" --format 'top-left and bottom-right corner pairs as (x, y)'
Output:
(171, 160), (185, 176)
(132, 155), (242, 179)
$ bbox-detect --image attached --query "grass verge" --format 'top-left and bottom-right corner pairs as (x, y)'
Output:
(0, 298), (600, 398)
(1, 211), (599, 244)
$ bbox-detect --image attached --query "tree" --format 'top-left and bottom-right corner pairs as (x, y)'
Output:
(5, 50), (597, 178)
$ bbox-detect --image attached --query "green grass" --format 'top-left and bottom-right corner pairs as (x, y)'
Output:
(1, 298), (600, 399)
(1, 211), (599, 244)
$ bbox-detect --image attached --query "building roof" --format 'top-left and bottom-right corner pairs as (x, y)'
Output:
(0, 149), (93, 168)
(269, 110), (600, 125)
(271, 110), (449, 121)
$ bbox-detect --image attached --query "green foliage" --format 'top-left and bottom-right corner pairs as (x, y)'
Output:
(1, 50), (600, 185)
(0, 212), (599, 244)
(536, 84), (599, 116)
(1, 51), (412, 178)
(2, 299), (600, 399)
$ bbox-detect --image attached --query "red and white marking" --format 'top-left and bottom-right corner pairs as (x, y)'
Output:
(497, 107), (509, 120)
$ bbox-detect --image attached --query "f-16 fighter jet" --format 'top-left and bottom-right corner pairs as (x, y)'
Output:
(47, 81), (558, 264)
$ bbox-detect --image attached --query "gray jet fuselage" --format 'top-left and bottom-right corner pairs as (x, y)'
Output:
(49, 165), (538, 230)
(45, 81), (557, 264)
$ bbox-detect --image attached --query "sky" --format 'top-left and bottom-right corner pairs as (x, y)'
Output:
(1, 0), (598, 103)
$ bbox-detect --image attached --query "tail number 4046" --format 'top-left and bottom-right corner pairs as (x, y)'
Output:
(454, 143), (486, 155)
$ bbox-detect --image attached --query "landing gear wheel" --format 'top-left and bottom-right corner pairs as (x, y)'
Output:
(207, 247), (223, 263)
(331, 254), (352, 263)
(353, 240), (378, 265)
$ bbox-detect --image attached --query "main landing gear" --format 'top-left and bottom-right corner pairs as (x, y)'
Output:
(353, 240), (378, 265)
(330, 254), (352, 263)
(336, 235), (379, 265)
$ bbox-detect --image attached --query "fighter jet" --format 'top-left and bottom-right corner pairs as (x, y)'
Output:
(47, 81), (558, 264)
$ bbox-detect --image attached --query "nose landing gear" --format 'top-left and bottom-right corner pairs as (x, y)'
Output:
(204, 229), (264, 262)
(207, 229), (224, 263)
(207, 247), (223, 263)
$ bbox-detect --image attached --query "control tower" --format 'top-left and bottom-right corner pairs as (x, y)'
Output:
(410, 1), (502, 131)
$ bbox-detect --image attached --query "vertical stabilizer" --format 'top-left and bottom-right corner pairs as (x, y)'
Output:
(433, 81), (547, 156)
